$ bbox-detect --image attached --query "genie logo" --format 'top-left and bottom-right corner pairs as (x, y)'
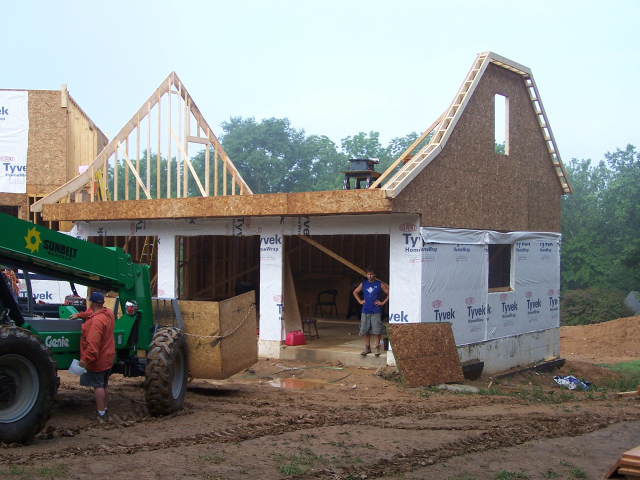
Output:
(432, 299), (441, 308)
(399, 223), (417, 232)
(273, 295), (283, 302)
(0, 156), (15, 162)
(465, 297), (474, 306)
(525, 291), (532, 299)
(500, 293), (508, 302)
(45, 335), (69, 348)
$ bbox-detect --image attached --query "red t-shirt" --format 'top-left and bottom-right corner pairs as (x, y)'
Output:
(78, 307), (116, 372)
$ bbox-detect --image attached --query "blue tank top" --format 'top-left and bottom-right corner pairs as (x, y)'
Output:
(361, 280), (382, 314)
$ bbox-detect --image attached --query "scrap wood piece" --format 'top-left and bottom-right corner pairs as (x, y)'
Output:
(386, 323), (463, 388)
(605, 445), (640, 478)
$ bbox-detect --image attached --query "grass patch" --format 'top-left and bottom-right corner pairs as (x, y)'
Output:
(542, 469), (560, 478)
(196, 453), (224, 464)
(494, 471), (529, 479)
(597, 360), (640, 374)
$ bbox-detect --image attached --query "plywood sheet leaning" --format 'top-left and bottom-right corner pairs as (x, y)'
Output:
(218, 291), (258, 378)
(178, 292), (257, 380)
(605, 444), (640, 479)
(387, 323), (464, 387)
(283, 255), (302, 333)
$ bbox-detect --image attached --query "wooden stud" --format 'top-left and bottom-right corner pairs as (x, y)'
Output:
(147, 101), (151, 197)
(183, 96), (188, 197)
(214, 148), (218, 196)
(136, 113), (140, 200)
(167, 78), (172, 199)
(125, 137), (129, 200)
(177, 82), (182, 199)
(205, 132), (210, 196)
(223, 157), (227, 196)
(114, 148), (118, 201)
(157, 92), (161, 199)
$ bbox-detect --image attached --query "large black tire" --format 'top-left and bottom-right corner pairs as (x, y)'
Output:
(144, 327), (189, 416)
(0, 326), (58, 444)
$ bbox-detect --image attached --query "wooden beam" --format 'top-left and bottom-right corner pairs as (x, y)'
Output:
(117, 141), (151, 199)
(299, 236), (388, 288)
(370, 112), (444, 189)
(187, 135), (210, 145)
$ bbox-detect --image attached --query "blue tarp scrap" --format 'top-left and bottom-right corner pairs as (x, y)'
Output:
(553, 375), (592, 390)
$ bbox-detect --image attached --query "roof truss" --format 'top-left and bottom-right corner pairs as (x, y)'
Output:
(32, 72), (252, 213)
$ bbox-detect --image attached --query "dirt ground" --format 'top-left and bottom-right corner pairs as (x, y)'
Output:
(3, 317), (640, 480)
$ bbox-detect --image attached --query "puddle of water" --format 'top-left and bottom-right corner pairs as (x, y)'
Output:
(268, 378), (333, 389)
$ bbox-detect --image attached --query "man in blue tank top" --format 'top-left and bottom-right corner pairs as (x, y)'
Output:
(352, 265), (389, 356)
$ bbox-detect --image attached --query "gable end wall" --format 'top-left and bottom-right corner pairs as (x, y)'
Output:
(392, 63), (562, 232)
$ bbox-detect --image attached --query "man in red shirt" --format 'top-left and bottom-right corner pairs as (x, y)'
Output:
(70, 291), (115, 422)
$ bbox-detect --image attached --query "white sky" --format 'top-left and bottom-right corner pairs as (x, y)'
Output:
(4, 0), (639, 164)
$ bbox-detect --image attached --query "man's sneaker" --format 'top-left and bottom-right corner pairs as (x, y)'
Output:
(86, 411), (109, 423)
(374, 345), (380, 357)
(361, 346), (371, 356)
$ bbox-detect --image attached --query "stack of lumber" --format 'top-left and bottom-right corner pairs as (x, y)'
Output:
(606, 445), (640, 478)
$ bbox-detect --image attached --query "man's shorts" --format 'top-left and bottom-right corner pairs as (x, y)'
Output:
(360, 312), (382, 336)
(80, 368), (111, 389)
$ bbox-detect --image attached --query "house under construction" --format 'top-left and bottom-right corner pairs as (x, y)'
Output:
(2, 52), (572, 374)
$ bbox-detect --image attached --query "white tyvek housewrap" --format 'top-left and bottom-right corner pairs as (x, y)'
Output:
(0, 91), (29, 193)
(420, 227), (561, 346)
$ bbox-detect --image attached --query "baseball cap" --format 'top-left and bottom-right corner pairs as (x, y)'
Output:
(88, 292), (105, 304)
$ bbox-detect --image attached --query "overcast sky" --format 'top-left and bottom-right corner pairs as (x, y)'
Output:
(4, 0), (639, 164)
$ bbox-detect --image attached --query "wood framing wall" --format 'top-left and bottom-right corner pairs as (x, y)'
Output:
(179, 236), (260, 302)
(391, 63), (563, 232)
(0, 88), (106, 226)
(288, 234), (390, 317)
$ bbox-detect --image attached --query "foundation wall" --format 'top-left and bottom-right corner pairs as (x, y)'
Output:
(457, 327), (560, 375)
(392, 63), (563, 232)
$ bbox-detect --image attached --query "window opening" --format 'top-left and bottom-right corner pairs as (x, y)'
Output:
(495, 94), (509, 155)
(488, 244), (512, 291)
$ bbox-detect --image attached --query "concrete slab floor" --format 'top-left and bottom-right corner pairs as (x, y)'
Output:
(280, 319), (390, 368)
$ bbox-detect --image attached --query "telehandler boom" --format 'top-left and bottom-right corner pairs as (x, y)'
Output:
(0, 212), (189, 444)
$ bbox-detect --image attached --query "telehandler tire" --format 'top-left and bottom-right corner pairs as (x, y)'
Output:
(144, 326), (189, 416)
(0, 326), (58, 444)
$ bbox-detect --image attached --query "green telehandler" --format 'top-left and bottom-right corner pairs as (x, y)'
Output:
(0, 212), (189, 444)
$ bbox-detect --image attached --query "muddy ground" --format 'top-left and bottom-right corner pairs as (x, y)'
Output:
(3, 317), (640, 480)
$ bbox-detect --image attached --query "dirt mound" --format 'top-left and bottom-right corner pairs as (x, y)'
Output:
(561, 315), (640, 363)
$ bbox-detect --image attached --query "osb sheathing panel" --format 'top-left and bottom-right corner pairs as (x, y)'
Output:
(218, 291), (258, 379)
(392, 63), (562, 233)
(387, 323), (464, 387)
(178, 295), (257, 380)
(177, 300), (223, 379)
(0, 193), (28, 219)
(26, 91), (68, 195)
(287, 190), (390, 216)
(42, 189), (391, 222)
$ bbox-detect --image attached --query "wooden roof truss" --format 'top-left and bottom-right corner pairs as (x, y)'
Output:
(377, 52), (572, 197)
(32, 72), (252, 213)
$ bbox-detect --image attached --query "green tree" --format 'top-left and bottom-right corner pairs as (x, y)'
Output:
(561, 144), (640, 292)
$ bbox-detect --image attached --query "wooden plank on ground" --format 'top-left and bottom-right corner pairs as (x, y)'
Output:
(387, 323), (463, 387)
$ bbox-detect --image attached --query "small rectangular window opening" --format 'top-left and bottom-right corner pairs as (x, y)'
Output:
(495, 94), (509, 155)
(488, 244), (512, 292)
